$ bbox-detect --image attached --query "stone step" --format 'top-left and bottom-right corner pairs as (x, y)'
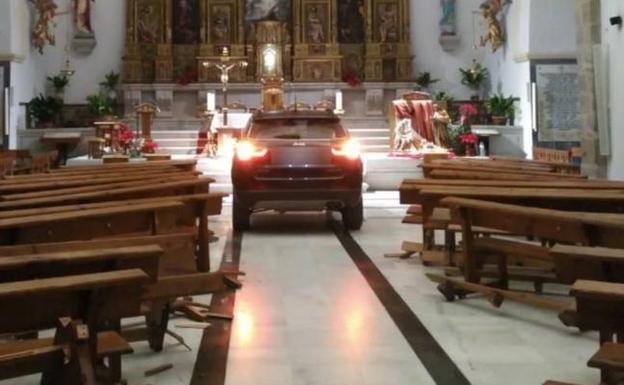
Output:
(151, 131), (200, 139)
(158, 146), (198, 155)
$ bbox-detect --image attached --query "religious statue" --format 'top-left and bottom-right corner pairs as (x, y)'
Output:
(433, 104), (452, 148)
(75, 0), (94, 35)
(138, 4), (159, 43)
(439, 0), (457, 36)
(394, 119), (424, 152)
(479, 0), (505, 52)
(379, 4), (398, 43)
(339, 0), (365, 43)
(174, 0), (199, 44)
(212, 7), (230, 44)
(307, 7), (325, 43)
(31, 0), (58, 54)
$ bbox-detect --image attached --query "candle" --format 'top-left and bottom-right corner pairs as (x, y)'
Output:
(206, 92), (216, 112)
(335, 90), (343, 112)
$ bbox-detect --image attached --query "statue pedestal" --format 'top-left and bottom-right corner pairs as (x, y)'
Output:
(72, 33), (97, 54)
(439, 35), (460, 52)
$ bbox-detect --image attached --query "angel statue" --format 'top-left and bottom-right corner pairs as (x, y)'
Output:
(479, 0), (505, 52)
(31, 0), (58, 54)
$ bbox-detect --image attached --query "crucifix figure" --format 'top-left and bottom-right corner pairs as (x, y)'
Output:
(202, 48), (248, 126)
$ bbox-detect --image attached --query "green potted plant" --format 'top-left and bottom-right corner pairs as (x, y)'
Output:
(433, 91), (454, 111)
(86, 93), (115, 120)
(415, 72), (439, 91)
(100, 71), (120, 98)
(486, 94), (518, 125)
(459, 61), (489, 99)
(28, 94), (62, 128)
(47, 74), (70, 99)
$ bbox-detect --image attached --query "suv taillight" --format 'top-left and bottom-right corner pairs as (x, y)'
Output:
(332, 139), (361, 160)
(235, 141), (268, 161)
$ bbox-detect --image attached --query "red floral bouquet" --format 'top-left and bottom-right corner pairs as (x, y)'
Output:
(458, 104), (479, 125)
(117, 123), (136, 152)
(459, 132), (478, 145)
(141, 139), (159, 154)
(343, 72), (362, 88)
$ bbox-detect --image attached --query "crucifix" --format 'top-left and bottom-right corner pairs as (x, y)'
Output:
(202, 48), (248, 127)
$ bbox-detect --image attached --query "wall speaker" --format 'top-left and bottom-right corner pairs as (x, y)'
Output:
(610, 16), (622, 27)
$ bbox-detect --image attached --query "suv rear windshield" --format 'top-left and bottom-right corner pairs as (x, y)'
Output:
(249, 119), (346, 140)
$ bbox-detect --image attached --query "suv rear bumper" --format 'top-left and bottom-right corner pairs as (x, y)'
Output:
(235, 188), (362, 208)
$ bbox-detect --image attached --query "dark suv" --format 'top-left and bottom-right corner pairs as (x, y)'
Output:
(231, 110), (363, 231)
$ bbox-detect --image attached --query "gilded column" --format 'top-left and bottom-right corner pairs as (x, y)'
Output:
(155, 0), (174, 82)
(123, 0), (142, 83)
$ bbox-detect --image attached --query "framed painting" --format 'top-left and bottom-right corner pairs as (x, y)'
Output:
(338, 0), (365, 44)
(173, 0), (200, 44)
(245, 0), (291, 39)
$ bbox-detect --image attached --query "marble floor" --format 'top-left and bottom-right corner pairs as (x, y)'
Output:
(6, 192), (601, 385)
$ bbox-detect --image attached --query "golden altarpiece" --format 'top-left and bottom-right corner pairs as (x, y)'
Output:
(122, 0), (412, 84)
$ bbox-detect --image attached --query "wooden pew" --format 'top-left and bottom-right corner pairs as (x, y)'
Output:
(0, 178), (215, 211)
(0, 170), (199, 194)
(0, 173), (200, 201)
(492, 155), (581, 175)
(0, 193), (225, 272)
(428, 169), (582, 181)
(440, 197), (624, 285)
(0, 269), (149, 385)
(0, 194), (228, 352)
(398, 183), (624, 265)
(421, 163), (587, 180)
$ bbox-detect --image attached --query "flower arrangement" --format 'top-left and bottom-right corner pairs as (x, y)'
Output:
(114, 122), (159, 157)
(447, 104), (480, 156)
(459, 132), (478, 145)
(343, 71), (362, 88)
(459, 61), (489, 95)
(458, 103), (479, 125)
(141, 139), (159, 154)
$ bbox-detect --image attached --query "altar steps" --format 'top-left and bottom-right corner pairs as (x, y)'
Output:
(150, 116), (391, 155)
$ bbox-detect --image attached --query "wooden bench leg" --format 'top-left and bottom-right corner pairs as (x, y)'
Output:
(146, 302), (170, 352)
(444, 230), (456, 266)
(496, 254), (509, 290)
(41, 318), (97, 385)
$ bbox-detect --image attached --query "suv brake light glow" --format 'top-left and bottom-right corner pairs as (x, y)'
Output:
(332, 139), (361, 160)
(236, 141), (268, 161)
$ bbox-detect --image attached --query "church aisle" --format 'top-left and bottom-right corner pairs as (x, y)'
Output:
(351, 207), (600, 385)
(224, 212), (436, 385)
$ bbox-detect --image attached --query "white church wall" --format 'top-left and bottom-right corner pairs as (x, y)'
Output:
(5, 0), (47, 149)
(601, 0), (624, 180)
(38, 0), (126, 104)
(482, 0), (532, 157)
(410, 0), (486, 100)
(528, 0), (578, 59)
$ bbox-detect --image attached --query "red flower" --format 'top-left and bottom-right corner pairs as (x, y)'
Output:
(343, 73), (362, 87)
(459, 132), (478, 145)
(141, 139), (159, 154)
(459, 104), (478, 117)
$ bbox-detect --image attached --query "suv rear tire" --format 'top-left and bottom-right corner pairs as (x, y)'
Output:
(342, 200), (363, 230)
(233, 194), (250, 231)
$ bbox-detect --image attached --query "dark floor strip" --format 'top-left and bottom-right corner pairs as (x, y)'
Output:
(331, 220), (471, 385)
(190, 229), (243, 385)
